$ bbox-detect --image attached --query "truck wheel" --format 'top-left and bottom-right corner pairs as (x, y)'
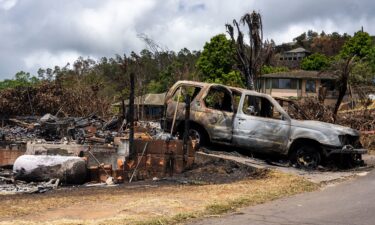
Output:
(292, 146), (321, 170)
(189, 126), (208, 147)
(189, 128), (202, 146)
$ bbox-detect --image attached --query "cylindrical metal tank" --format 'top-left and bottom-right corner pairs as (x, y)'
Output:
(13, 155), (87, 184)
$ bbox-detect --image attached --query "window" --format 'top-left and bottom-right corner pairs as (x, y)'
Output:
(204, 86), (233, 112)
(272, 79), (299, 89)
(305, 80), (316, 93)
(172, 85), (201, 102)
(242, 95), (282, 120)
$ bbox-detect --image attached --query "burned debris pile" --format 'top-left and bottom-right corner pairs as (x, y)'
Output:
(338, 109), (375, 132)
(177, 155), (265, 184)
(280, 97), (375, 152)
(0, 173), (60, 195)
(0, 113), (119, 144)
(1, 167), (60, 195)
(0, 111), (204, 195)
(280, 97), (375, 132)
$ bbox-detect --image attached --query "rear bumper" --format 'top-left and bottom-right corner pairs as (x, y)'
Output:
(325, 145), (367, 156)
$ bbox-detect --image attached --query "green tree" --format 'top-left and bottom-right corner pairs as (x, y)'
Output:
(365, 46), (375, 72)
(196, 34), (240, 85)
(331, 31), (374, 117)
(210, 71), (244, 87)
(340, 31), (373, 58)
(350, 61), (375, 85)
(301, 53), (330, 71)
(0, 71), (39, 90)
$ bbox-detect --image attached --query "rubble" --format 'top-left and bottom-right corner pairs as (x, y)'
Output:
(0, 108), (199, 192)
(172, 153), (264, 184)
(278, 97), (375, 132)
(0, 179), (60, 195)
(0, 168), (60, 195)
(0, 113), (116, 144)
(123, 139), (195, 181)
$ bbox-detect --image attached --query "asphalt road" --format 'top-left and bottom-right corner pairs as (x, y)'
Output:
(189, 170), (375, 225)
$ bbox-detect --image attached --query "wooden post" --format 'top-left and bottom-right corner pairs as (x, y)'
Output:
(121, 99), (126, 121)
(183, 95), (190, 165)
(129, 72), (135, 159)
(170, 87), (181, 135)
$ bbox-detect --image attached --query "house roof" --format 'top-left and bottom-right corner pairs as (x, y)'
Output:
(113, 93), (166, 106)
(286, 47), (310, 53)
(261, 70), (336, 80)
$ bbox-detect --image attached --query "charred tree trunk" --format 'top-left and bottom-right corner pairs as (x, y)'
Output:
(333, 57), (354, 120)
(226, 11), (264, 90)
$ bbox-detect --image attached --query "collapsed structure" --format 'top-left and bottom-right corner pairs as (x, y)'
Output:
(0, 110), (197, 194)
(0, 80), (373, 195)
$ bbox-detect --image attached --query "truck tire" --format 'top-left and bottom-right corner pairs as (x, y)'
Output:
(189, 126), (209, 147)
(291, 145), (321, 170)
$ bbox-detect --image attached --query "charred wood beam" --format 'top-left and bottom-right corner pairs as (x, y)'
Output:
(183, 95), (191, 165)
(129, 72), (135, 159)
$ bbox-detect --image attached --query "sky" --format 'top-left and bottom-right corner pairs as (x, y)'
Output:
(0, 0), (374, 79)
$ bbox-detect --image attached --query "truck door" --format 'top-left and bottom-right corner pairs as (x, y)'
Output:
(233, 94), (291, 153)
(201, 85), (234, 143)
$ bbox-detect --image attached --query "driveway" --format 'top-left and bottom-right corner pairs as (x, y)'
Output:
(189, 169), (375, 225)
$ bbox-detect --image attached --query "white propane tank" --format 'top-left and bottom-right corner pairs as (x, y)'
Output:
(13, 155), (87, 184)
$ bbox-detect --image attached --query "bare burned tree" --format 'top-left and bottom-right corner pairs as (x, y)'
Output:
(226, 10), (270, 90)
(137, 33), (169, 55)
(331, 56), (355, 120)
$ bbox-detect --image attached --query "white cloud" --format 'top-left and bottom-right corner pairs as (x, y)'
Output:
(0, 0), (17, 10)
(0, 0), (375, 79)
(24, 50), (81, 71)
(74, 0), (156, 52)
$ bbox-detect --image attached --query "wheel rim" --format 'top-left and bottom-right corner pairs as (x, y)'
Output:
(296, 149), (320, 169)
(189, 129), (201, 144)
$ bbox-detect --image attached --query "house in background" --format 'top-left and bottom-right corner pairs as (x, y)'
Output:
(276, 47), (311, 69)
(113, 93), (166, 121)
(259, 70), (340, 104)
(280, 47), (310, 61)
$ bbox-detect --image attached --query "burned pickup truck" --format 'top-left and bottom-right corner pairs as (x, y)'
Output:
(162, 81), (367, 169)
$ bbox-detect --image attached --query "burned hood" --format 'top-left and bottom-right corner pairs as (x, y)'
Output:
(291, 119), (359, 136)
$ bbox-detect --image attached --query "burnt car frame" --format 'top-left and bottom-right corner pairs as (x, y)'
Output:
(162, 81), (367, 168)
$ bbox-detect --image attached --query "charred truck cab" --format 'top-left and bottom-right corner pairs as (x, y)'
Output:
(162, 81), (367, 169)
